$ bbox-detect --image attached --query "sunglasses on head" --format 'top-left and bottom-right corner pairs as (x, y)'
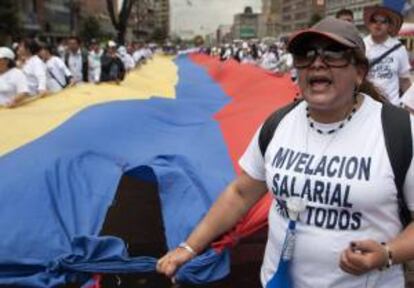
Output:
(370, 17), (389, 24)
(292, 45), (354, 69)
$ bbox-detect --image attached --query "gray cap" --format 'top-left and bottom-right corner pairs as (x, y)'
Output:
(287, 17), (365, 54)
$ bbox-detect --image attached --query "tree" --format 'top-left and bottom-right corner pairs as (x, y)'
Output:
(80, 16), (102, 42)
(0, 0), (20, 45)
(106, 0), (135, 44)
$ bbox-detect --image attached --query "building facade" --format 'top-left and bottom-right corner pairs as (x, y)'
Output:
(18, 0), (47, 37)
(15, 0), (117, 41)
(132, 0), (170, 41)
(132, 0), (156, 40)
(261, 0), (283, 38)
(280, 0), (325, 33)
(233, 6), (262, 40)
(216, 24), (233, 44)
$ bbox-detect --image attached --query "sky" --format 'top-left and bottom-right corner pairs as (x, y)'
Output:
(170, 0), (262, 38)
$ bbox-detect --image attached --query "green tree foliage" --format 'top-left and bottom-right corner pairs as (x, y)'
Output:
(0, 0), (20, 45)
(80, 16), (102, 42)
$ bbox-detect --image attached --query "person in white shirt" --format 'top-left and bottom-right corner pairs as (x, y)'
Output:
(88, 39), (103, 83)
(64, 37), (89, 84)
(142, 44), (153, 60)
(38, 43), (73, 93)
(117, 46), (135, 72)
(157, 17), (414, 288)
(17, 39), (47, 97)
(132, 42), (148, 66)
(0, 47), (29, 108)
(274, 43), (297, 81)
(363, 5), (412, 106)
(57, 39), (67, 60)
(259, 44), (279, 71)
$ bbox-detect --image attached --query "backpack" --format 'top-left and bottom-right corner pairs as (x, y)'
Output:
(258, 100), (413, 227)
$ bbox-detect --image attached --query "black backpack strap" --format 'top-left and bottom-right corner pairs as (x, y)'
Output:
(369, 43), (403, 68)
(381, 103), (413, 227)
(259, 99), (303, 157)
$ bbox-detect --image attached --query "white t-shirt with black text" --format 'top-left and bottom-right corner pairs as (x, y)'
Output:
(239, 95), (414, 288)
(364, 36), (411, 105)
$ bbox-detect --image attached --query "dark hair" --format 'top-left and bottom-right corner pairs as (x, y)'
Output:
(39, 42), (57, 56)
(6, 58), (16, 69)
(67, 36), (81, 44)
(336, 9), (354, 20)
(21, 38), (41, 55)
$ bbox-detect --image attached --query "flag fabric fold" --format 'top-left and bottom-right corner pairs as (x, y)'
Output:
(0, 54), (296, 287)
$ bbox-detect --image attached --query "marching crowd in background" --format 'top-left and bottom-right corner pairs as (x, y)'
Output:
(0, 37), (155, 108)
(1, 6), (414, 115)
(198, 7), (414, 114)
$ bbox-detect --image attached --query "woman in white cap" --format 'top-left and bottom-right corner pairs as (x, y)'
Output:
(157, 17), (414, 287)
(0, 47), (29, 108)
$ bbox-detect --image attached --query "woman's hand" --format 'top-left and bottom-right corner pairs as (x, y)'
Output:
(156, 247), (195, 279)
(339, 240), (387, 275)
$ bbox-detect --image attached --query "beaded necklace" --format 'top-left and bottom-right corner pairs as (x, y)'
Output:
(306, 96), (359, 135)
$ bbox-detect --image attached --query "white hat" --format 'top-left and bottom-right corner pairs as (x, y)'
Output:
(117, 45), (127, 55)
(242, 42), (249, 49)
(0, 47), (15, 60)
(108, 40), (117, 48)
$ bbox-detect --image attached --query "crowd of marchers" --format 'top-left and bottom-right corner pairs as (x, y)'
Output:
(0, 37), (155, 108)
(196, 8), (414, 113)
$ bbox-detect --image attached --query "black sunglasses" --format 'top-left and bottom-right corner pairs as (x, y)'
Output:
(370, 18), (389, 25)
(293, 46), (354, 69)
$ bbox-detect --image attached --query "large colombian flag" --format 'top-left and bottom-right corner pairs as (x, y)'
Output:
(0, 54), (297, 287)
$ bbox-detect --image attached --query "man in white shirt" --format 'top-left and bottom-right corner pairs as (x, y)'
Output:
(88, 39), (103, 83)
(363, 5), (411, 105)
(38, 43), (73, 93)
(64, 37), (89, 84)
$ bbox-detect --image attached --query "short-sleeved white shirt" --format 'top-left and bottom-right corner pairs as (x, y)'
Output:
(45, 56), (72, 93)
(0, 67), (29, 106)
(364, 36), (411, 105)
(239, 95), (414, 288)
(67, 50), (84, 83)
(22, 55), (47, 96)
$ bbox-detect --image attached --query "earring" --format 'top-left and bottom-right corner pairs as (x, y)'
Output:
(353, 81), (361, 103)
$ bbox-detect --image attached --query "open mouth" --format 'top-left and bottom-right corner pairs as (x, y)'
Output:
(308, 76), (332, 90)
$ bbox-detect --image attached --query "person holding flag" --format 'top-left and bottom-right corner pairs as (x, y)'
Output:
(157, 17), (414, 287)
